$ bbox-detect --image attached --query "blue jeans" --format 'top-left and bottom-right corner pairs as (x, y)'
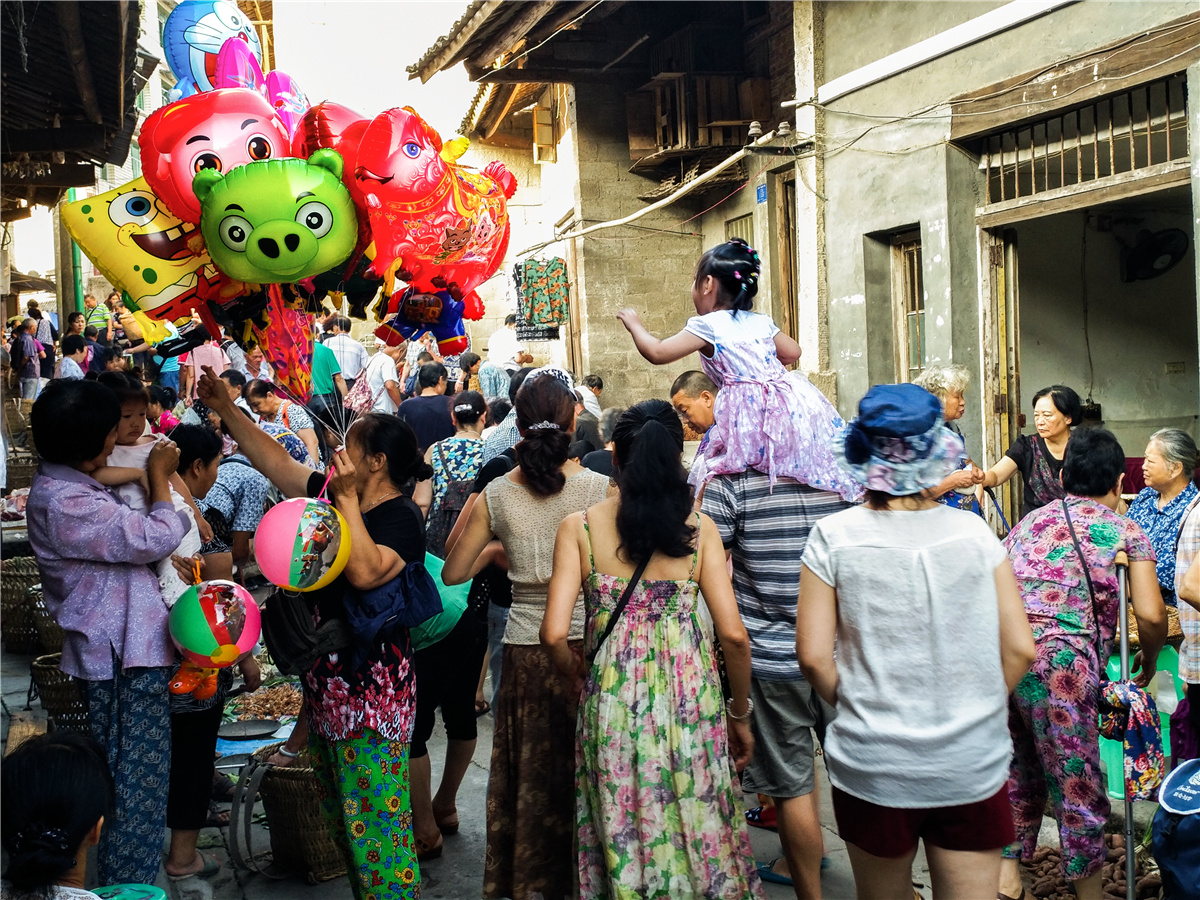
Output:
(158, 369), (179, 395)
(487, 602), (510, 706)
(19, 377), (38, 400)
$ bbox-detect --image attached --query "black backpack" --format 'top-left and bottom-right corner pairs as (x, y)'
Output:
(425, 442), (474, 558)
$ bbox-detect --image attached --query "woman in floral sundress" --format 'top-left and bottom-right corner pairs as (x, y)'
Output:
(543, 399), (762, 900)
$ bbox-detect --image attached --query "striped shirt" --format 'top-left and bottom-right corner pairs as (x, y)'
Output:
(1176, 495), (1200, 683)
(702, 470), (852, 681)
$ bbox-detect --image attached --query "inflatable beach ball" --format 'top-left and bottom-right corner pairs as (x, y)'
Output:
(254, 497), (351, 592)
(169, 580), (261, 668)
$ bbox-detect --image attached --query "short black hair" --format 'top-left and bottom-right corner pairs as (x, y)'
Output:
(1031, 384), (1082, 427)
(172, 423), (223, 474)
(416, 351), (434, 365)
(504, 313), (517, 327)
(83, 325), (98, 339)
(31, 380), (120, 465)
(459, 351), (481, 372)
(149, 384), (177, 410)
(418, 362), (447, 389)
(61, 334), (86, 356)
(508, 366), (535, 405)
(670, 370), (718, 398)
(220, 369), (248, 389)
(97, 370), (148, 407)
(1062, 427), (1125, 497)
(583, 374), (603, 391)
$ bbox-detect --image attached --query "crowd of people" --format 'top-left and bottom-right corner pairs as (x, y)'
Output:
(3, 237), (1199, 900)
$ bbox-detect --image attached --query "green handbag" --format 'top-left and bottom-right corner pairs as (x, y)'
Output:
(411, 552), (470, 650)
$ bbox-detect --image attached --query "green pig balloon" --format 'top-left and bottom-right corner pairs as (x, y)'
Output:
(193, 149), (357, 283)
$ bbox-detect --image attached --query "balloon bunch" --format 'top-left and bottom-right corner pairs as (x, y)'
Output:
(60, 0), (517, 400)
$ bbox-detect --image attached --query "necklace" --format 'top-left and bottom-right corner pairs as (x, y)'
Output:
(361, 488), (400, 513)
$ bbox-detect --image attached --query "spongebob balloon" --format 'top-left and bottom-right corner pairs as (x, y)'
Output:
(61, 178), (222, 343)
(194, 150), (358, 284)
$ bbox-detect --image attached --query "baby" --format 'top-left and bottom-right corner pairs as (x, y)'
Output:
(92, 373), (211, 605)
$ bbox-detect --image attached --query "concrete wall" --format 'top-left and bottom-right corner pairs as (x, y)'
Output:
(569, 82), (706, 409)
(817, 0), (1199, 465)
(1016, 210), (1199, 454)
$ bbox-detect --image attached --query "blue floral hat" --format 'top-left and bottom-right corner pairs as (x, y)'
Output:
(838, 384), (966, 496)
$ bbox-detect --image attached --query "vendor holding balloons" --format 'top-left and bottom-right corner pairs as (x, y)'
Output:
(196, 365), (433, 898)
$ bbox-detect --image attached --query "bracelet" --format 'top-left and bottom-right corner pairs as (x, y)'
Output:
(727, 698), (754, 720)
(276, 745), (300, 758)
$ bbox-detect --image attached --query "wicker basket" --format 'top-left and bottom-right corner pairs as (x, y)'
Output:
(5, 459), (36, 491)
(1127, 605), (1183, 650)
(1, 558), (42, 654)
(28, 586), (63, 655)
(30, 654), (91, 734)
(247, 742), (345, 883)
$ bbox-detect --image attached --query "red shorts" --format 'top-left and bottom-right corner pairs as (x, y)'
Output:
(831, 784), (1015, 858)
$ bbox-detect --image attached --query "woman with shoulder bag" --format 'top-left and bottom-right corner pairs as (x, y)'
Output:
(196, 366), (432, 899)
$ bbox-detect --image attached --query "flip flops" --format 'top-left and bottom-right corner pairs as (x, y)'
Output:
(475, 700), (491, 718)
(166, 849), (220, 881)
(745, 805), (778, 830)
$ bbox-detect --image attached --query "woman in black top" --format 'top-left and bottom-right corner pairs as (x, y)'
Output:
(979, 384), (1081, 518)
(197, 367), (432, 899)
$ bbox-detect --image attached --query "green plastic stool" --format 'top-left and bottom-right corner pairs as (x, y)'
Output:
(1098, 645), (1182, 800)
(91, 887), (167, 900)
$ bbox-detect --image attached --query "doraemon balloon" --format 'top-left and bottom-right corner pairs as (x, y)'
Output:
(163, 0), (263, 100)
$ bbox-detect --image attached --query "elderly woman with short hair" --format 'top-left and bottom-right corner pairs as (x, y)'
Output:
(913, 364), (979, 511)
(1127, 428), (1199, 607)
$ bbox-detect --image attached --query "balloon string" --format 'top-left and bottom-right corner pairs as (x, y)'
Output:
(316, 466), (335, 502)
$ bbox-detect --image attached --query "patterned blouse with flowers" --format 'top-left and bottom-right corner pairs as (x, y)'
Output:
(429, 434), (483, 516)
(1127, 480), (1198, 603)
(1004, 497), (1155, 653)
(301, 472), (425, 743)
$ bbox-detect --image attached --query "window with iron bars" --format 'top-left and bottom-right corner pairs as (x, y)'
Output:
(981, 74), (1188, 204)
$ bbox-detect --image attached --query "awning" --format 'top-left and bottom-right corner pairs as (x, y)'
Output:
(7, 267), (57, 294)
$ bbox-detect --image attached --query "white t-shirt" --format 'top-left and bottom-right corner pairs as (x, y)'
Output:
(486, 326), (521, 367)
(801, 504), (1010, 808)
(364, 352), (399, 414)
(325, 333), (370, 380)
(58, 356), (85, 380)
(1, 885), (102, 900)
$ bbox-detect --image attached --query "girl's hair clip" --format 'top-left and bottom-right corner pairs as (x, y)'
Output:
(734, 271), (742, 280)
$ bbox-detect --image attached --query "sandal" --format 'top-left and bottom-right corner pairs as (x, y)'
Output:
(744, 805), (777, 830)
(475, 700), (491, 718)
(166, 849), (220, 881)
(205, 801), (231, 828)
(416, 835), (443, 861)
(997, 892), (1027, 900)
(756, 859), (792, 886)
(436, 814), (460, 836)
(211, 769), (236, 802)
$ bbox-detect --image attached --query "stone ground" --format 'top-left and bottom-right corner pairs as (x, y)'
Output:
(4, 639), (1157, 900)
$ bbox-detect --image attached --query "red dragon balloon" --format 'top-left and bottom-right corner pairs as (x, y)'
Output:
(354, 106), (517, 320)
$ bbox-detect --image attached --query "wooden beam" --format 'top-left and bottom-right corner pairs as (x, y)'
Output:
(525, 1), (603, 44)
(2, 164), (96, 188)
(975, 159), (1190, 228)
(55, 1), (104, 125)
(2, 125), (106, 154)
(0, 207), (34, 222)
(476, 130), (533, 151)
(413, 0), (506, 83)
(477, 66), (641, 84)
(951, 12), (1200, 141)
(477, 83), (520, 140)
(472, 0), (560, 70)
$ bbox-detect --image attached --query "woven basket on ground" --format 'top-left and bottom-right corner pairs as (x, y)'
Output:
(246, 742), (345, 883)
(28, 587), (64, 654)
(1, 558), (41, 654)
(30, 654), (90, 734)
(5, 459), (36, 491)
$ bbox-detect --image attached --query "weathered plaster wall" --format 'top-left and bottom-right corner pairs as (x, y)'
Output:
(818, 0), (1199, 462)
(1015, 210), (1198, 453)
(570, 82), (706, 409)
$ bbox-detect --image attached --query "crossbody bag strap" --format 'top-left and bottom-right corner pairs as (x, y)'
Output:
(1062, 499), (1107, 668)
(587, 556), (650, 664)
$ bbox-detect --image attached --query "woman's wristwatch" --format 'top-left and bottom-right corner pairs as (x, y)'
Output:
(727, 698), (754, 720)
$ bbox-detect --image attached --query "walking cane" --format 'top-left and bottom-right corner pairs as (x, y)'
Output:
(1114, 550), (1135, 900)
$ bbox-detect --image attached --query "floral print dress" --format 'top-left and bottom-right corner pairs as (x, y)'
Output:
(1002, 498), (1154, 880)
(683, 310), (861, 501)
(576, 513), (763, 900)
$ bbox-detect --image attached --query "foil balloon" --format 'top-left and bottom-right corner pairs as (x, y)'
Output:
(193, 150), (358, 284)
(255, 497), (351, 592)
(264, 71), (310, 137)
(212, 34), (265, 92)
(250, 284), (315, 402)
(139, 88), (291, 224)
(355, 106), (517, 315)
(162, 0), (263, 100)
(61, 178), (224, 343)
(376, 287), (468, 356)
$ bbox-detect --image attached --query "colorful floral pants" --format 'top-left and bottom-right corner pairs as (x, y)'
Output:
(85, 664), (172, 886)
(1004, 636), (1109, 880)
(309, 730), (421, 899)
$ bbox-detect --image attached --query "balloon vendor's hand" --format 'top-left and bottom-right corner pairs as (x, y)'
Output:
(171, 553), (203, 585)
(147, 440), (180, 481)
(195, 365), (231, 412)
(328, 450), (358, 502)
(615, 308), (643, 333)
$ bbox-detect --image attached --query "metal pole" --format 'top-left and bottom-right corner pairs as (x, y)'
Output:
(1115, 550), (1134, 900)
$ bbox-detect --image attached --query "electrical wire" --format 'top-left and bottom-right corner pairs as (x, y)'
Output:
(484, 1), (607, 77)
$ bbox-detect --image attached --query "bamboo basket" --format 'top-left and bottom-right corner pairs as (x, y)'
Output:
(30, 653), (90, 734)
(28, 587), (63, 654)
(1, 558), (41, 654)
(247, 742), (345, 884)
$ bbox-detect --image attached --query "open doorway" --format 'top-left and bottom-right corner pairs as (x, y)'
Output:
(1006, 184), (1197, 489)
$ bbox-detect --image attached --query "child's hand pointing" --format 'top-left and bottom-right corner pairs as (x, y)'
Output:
(615, 309), (643, 332)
